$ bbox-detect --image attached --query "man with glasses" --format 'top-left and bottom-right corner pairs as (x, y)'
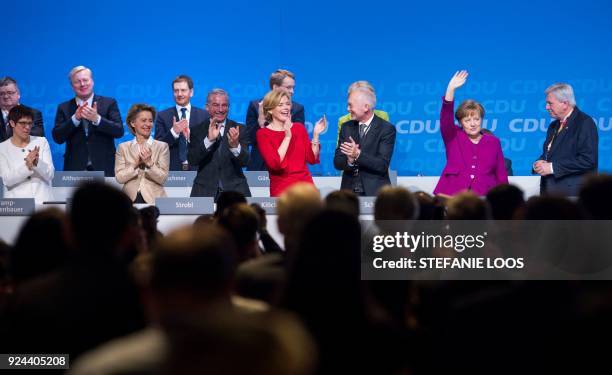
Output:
(0, 77), (44, 142)
(188, 89), (250, 199)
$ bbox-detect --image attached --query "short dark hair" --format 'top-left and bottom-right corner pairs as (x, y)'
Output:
(455, 99), (485, 122)
(217, 204), (259, 261)
(8, 105), (34, 124)
(325, 190), (360, 218)
(269, 69), (294, 89)
(0, 76), (17, 88)
(173, 75), (194, 90)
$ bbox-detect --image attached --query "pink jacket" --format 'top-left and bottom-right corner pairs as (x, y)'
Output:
(433, 98), (508, 196)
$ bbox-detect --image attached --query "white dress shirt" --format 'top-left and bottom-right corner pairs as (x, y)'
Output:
(0, 136), (54, 203)
(71, 93), (102, 126)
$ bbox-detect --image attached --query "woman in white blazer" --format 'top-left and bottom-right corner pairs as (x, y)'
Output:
(115, 104), (169, 204)
(0, 105), (54, 203)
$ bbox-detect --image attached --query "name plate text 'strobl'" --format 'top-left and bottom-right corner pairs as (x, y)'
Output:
(164, 171), (197, 187)
(247, 197), (277, 214)
(358, 197), (376, 215)
(0, 198), (35, 216)
(244, 171), (270, 187)
(52, 171), (105, 187)
(155, 197), (214, 215)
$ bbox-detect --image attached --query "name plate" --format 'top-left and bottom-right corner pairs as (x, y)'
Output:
(0, 178), (3, 199)
(247, 197), (278, 214)
(164, 171), (196, 187)
(244, 171), (270, 187)
(0, 198), (35, 216)
(155, 197), (214, 215)
(53, 171), (105, 187)
(358, 196), (376, 215)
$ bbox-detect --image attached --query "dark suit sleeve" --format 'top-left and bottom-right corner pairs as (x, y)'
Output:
(95, 98), (124, 138)
(188, 122), (216, 167)
(30, 109), (44, 137)
(334, 122), (354, 172)
(52, 104), (76, 144)
(154, 111), (179, 146)
(233, 124), (250, 167)
(292, 104), (305, 124)
(356, 124), (396, 176)
(553, 117), (598, 179)
(245, 101), (260, 146)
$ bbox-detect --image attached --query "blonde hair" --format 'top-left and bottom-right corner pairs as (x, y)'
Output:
(262, 89), (290, 123)
(68, 65), (92, 81)
(126, 103), (156, 135)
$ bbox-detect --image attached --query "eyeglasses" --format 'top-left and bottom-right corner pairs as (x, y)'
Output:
(0, 90), (17, 97)
(15, 120), (33, 127)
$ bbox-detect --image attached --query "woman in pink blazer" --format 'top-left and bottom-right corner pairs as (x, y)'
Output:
(434, 71), (508, 196)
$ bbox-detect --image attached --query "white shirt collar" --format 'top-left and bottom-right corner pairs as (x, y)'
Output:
(359, 113), (375, 127)
(562, 108), (574, 123)
(176, 103), (191, 113)
(131, 137), (154, 146)
(76, 94), (94, 107)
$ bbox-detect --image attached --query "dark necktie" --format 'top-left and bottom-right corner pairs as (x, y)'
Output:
(179, 107), (188, 164)
(359, 123), (367, 140)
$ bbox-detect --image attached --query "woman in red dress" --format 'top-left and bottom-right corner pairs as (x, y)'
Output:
(256, 89), (327, 197)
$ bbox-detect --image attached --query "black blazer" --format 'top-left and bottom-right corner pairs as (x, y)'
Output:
(154, 105), (209, 171)
(245, 98), (305, 171)
(334, 115), (397, 196)
(535, 107), (598, 196)
(52, 95), (124, 177)
(188, 118), (251, 198)
(0, 104), (44, 142)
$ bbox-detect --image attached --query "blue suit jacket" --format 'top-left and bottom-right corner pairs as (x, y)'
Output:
(52, 95), (124, 176)
(334, 115), (396, 196)
(245, 98), (305, 171)
(0, 104), (44, 142)
(536, 106), (598, 196)
(154, 105), (209, 171)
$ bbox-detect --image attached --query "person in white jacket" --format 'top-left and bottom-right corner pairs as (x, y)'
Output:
(0, 105), (54, 203)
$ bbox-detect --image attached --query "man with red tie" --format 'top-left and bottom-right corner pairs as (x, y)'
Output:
(533, 83), (598, 196)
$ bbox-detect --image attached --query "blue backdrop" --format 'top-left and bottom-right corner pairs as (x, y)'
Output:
(3, 0), (611, 176)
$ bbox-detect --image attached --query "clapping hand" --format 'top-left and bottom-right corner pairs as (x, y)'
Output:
(283, 117), (292, 139)
(257, 101), (266, 127)
(313, 115), (327, 136)
(228, 126), (240, 148)
(24, 146), (40, 170)
(533, 160), (552, 176)
(340, 136), (361, 163)
(139, 145), (152, 167)
(172, 116), (189, 135)
(81, 101), (99, 122)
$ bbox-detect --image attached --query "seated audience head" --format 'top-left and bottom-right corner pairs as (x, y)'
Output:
(269, 69), (296, 97)
(11, 208), (71, 283)
(277, 183), (322, 252)
(262, 89), (291, 123)
(214, 190), (247, 217)
(68, 65), (94, 100)
(150, 224), (237, 315)
(139, 205), (161, 248)
(413, 191), (442, 220)
(579, 174), (612, 219)
(446, 192), (490, 220)
(217, 203), (260, 262)
(325, 189), (360, 218)
(126, 103), (156, 139)
(486, 184), (525, 220)
(69, 181), (134, 255)
(521, 195), (582, 220)
(374, 186), (418, 220)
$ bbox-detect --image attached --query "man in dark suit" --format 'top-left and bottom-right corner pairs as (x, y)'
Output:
(245, 69), (305, 170)
(334, 87), (396, 196)
(533, 83), (598, 196)
(189, 89), (250, 199)
(154, 75), (209, 171)
(0, 77), (44, 142)
(52, 66), (124, 176)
